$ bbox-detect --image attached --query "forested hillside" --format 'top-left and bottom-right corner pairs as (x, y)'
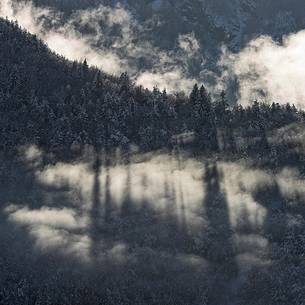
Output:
(0, 18), (303, 157)
(1, 17), (305, 305)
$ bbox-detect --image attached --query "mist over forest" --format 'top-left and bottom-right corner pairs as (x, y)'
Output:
(1, 1), (305, 305)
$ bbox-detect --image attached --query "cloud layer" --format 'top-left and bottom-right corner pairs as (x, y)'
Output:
(220, 31), (305, 107)
(0, 0), (199, 92)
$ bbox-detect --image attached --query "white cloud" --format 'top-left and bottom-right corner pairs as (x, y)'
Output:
(136, 70), (196, 92)
(219, 30), (305, 108)
(178, 33), (200, 55)
(6, 205), (84, 230)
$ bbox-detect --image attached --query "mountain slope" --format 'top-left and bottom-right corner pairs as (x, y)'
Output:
(32, 0), (304, 50)
(2, 15), (305, 305)
(19, 0), (304, 97)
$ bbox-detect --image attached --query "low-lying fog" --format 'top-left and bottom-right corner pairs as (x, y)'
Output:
(1, 145), (305, 304)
